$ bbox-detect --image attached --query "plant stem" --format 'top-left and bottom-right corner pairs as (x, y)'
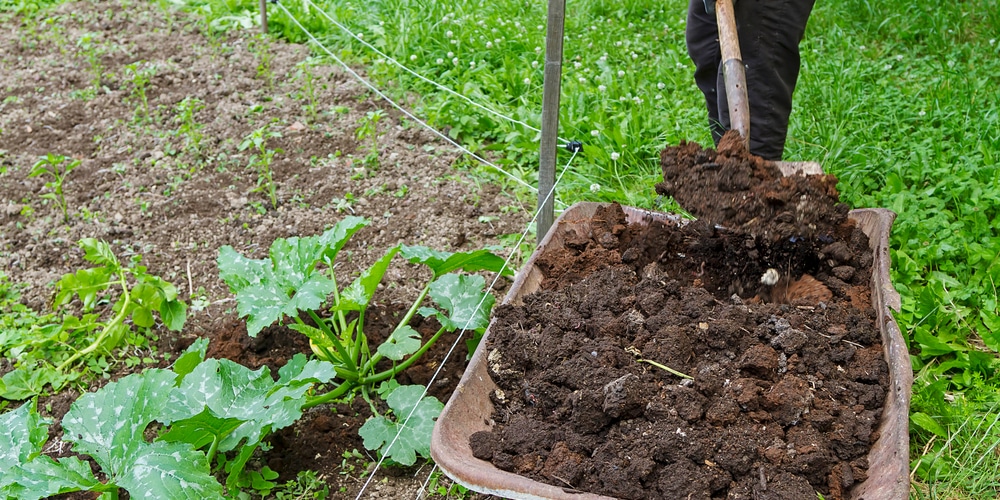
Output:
(363, 325), (447, 385)
(55, 270), (130, 372)
(205, 435), (220, 464)
(638, 358), (693, 379)
(361, 282), (432, 373)
(306, 310), (358, 375)
(302, 377), (356, 409)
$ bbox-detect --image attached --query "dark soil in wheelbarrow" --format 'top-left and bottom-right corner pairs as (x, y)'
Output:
(471, 132), (887, 499)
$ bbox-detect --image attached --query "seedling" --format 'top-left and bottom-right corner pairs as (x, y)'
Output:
(355, 110), (385, 171)
(174, 96), (205, 155)
(29, 153), (79, 224)
(75, 33), (104, 89)
(238, 125), (282, 208)
(294, 59), (320, 122)
(218, 218), (512, 464)
(248, 34), (274, 90)
(124, 61), (156, 123)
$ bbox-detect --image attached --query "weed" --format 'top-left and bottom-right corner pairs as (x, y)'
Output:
(29, 153), (79, 224)
(237, 125), (282, 208)
(355, 109), (385, 171)
(248, 34), (274, 90)
(75, 32), (104, 89)
(123, 61), (156, 123)
(0, 239), (186, 399)
(173, 96), (205, 155)
(294, 59), (320, 122)
(272, 470), (329, 499)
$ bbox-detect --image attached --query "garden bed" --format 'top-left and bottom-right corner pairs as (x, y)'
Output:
(0, 1), (527, 497)
(432, 135), (910, 499)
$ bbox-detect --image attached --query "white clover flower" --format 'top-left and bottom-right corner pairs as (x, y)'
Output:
(574, 61), (582, 68)
(436, 58), (444, 64)
(447, 51), (454, 58)
(598, 84), (607, 92)
(578, 77), (587, 83)
(619, 96), (627, 102)
(991, 39), (996, 45)
(675, 62), (685, 69)
(495, 38), (502, 44)
(896, 54), (904, 61)
(535, 46), (542, 53)
(633, 96), (643, 104)
(883, 64), (892, 70)
(919, 110), (926, 116)
(947, 60), (955, 68)
(615, 41), (622, 46)
(657, 82), (666, 90)
(599, 54), (607, 62)
(590, 25), (597, 31)
(523, 77), (531, 85)
(655, 94), (663, 100)
(470, 61), (475, 67)
(452, 57), (459, 65)
(590, 130), (599, 137)
(627, 22), (634, 28)
(610, 152), (620, 161)
(532, 60), (539, 68)
(356, 32), (364, 39)
(860, 45), (866, 50)
(446, 30), (454, 37)
(451, 39), (458, 44)
(410, 54), (417, 61)
(631, 52), (638, 59)
(617, 70), (625, 77)
(590, 183), (601, 193)
(486, 41), (493, 49)
(537, 25), (543, 30)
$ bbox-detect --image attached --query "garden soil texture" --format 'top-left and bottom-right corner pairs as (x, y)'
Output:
(0, 1), (529, 497)
(474, 133), (888, 499)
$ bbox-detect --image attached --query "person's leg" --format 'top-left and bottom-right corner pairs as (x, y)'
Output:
(686, 0), (815, 160)
(734, 0), (815, 160)
(686, 0), (725, 145)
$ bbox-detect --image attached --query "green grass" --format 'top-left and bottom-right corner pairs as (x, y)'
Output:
(6, 0), (1000, 494)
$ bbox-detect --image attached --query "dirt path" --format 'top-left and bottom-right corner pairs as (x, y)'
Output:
(0, 0), (528, 497)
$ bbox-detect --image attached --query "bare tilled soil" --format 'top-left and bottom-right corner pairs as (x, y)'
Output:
(475, 134), (887, 499)
(0, 0), (528, 497)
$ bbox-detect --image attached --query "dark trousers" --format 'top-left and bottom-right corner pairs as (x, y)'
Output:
(686, 0), (815, 160)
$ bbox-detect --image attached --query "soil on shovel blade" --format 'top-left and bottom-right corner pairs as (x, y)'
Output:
(472, 132), (887, 499)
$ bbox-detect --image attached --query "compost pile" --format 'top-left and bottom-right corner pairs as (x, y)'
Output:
(472, 132), (887, 499)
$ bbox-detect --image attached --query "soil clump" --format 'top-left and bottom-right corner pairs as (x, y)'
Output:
(475, 135), (887, 499)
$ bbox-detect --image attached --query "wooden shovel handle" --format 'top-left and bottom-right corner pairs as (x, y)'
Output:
(716, 0), (750, 147)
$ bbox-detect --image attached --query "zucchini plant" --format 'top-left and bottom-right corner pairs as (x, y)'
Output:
(0, 339), (337, 499)
(217, 216), (511, 463)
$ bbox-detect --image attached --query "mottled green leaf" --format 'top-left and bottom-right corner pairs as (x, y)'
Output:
(172, 338), (208, 379)
(423, 274), (494, 331)
(158, 407), (245, 449)
(337, 247), (399, 311)
(358, 385), (443, 466)
(376, 326), (421, 361)
(0, 401), (101, 499)
(317, 216), (368, 261)
(399, 245), (512, 278)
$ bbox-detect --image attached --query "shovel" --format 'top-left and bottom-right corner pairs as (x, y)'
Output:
(714, 0), (822, 175)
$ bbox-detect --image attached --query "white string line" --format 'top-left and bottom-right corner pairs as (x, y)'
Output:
(276, 0), (551, 198)
(356, 148), (579, 500)
(299, 0), (569, 146)
(414, 463), (438, 499)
